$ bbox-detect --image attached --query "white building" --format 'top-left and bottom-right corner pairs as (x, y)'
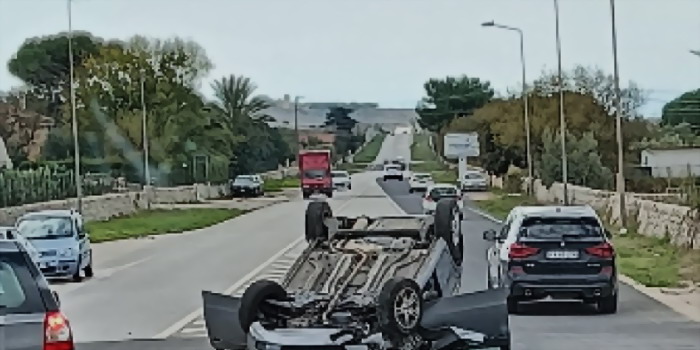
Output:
(0, 136), (12, 169)
(640, 148), (700, 178)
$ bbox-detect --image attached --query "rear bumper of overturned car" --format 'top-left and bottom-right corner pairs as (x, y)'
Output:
(247, 323), (384, 350)
(247, 324), (500, 350)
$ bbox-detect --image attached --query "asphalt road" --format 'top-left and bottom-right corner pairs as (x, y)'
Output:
(68, 132), (412, 349)
(70, 130), (699, 349)
(377, 178), (700, 350)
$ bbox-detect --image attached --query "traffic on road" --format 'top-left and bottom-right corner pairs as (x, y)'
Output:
(1, 1), (698, 349)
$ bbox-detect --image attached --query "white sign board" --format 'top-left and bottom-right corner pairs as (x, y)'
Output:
(443, 133), (479, 158)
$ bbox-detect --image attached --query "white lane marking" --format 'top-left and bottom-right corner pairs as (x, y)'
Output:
(51, 258), (152, 294)
(153, 236), (304, 339)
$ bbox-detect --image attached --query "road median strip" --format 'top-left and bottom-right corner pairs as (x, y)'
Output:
(86, 208), (246, 243)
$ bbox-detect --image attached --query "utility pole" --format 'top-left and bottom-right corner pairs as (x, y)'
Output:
(481, 20), (533, 195)
(554, 0), (569, 205)
(68, 0), (83, 212)
(610, 0), (627, 227)
(140, 73), (151, 186)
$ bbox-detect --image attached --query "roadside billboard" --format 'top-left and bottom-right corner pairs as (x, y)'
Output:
(443, 133), (479, 159)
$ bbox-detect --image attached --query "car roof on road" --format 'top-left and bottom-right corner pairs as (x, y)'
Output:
(513, 205), (598, 218)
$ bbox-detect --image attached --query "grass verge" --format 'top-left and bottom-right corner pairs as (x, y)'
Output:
(263, 177), (300, 192)
(87, 208), (244, 243)
(353, 133), (386, 163)
(473, 191), (538, 220)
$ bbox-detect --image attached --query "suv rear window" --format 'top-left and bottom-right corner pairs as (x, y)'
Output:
(519, 217), (603, 239)
(0, 252), (45, 313)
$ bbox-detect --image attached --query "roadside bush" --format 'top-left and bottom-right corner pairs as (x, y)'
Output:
(504, 168), (524, 193)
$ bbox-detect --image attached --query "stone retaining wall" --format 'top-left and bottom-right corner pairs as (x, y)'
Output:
(0, 183), (229, 225)
(527, 179), (700, 249)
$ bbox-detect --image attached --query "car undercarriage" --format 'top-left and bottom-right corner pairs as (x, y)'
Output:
(202, 200), (510, 350)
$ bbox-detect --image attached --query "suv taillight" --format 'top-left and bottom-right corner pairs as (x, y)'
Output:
(508, 243), (540, 259)
(44, 311), (74, 350)
(585, 242), (615, 258)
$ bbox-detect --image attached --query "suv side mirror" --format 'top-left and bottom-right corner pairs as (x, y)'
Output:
(52, 291), (61, 306)
(483, 229), (498, 241)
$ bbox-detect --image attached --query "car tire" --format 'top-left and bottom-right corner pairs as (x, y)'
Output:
(326, 190), (334, 198)
(72, 260), (83, 282)
(84, 254), (94, 278)
(409, 188), (414, 193)
(434, 198), (463, 265)
(305, 201), (332, 243)
(239, 280), (287, 333)
(507, 297), (519, 314)
(597, 293), (618, 314)
(377, 277), (423, 344)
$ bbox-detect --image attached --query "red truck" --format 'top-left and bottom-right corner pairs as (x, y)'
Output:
(299, 150), (333, 199)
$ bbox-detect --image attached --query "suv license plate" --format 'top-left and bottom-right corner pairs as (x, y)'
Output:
(546, 250), (579, 259)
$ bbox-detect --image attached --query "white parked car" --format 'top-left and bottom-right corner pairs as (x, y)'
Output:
(382, 164), (404, 181)
(331, 170), (352, 190)
(461, 170), (488, 191)
(0, 226), (40, 265)
(409, 172), (434, 192)
(422, 184), (464, 214)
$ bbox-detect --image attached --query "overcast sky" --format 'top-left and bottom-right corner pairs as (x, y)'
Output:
(1, 0), (698, 117)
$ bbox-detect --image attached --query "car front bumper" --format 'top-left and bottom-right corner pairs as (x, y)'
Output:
(37, 259), (80, 277)
(508, 274), (617, 299)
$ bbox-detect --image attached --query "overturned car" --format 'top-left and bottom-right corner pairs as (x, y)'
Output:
(203, 199), (511, 350)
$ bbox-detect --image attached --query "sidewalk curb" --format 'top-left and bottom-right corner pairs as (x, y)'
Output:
(465, 205), (700, 323)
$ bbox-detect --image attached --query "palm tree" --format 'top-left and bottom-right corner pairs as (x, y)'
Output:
(211, 74), (271, 135)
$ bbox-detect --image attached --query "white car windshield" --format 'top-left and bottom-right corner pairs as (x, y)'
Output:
(465, 173), (483, 179)
(16, 216), (73, 239)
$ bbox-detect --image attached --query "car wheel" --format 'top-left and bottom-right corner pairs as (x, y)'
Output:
(377, 277), (423, 345)
(597, 292), (618, 314)
(239, 280), (287, 333)
(84, 254), (94, 278)
(409, 188), (414, 193)
(72, 259), (83, 282)
(507, 297), (519, 314)
(326, 190), (334, 198)
(305, 201), (332, 243)
(434, 198), (463, 265)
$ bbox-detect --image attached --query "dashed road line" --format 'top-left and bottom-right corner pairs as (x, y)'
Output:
(170, 240), (306, 338)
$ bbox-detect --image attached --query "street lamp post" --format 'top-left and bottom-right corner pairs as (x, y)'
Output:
(609, 0), (627, 227)
(554, 0), (569, 205)
(67, 0), (83, 212)
(140, 73), (151, 186)
(481, 20), (534, 195)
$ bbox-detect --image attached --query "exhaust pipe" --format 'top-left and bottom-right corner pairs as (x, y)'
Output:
(594, 289), (601, 297)
(524, 289), (532, 297)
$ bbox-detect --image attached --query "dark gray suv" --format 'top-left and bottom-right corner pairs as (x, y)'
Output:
(0, 240), (75, 350)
